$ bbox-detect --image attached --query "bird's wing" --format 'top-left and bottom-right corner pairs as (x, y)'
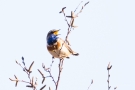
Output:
(58, 38), (75, 54)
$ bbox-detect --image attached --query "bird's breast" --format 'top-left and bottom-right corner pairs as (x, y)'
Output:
(47, 41), (61, 51)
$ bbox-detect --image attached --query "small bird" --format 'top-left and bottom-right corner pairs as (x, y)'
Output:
(46, 29), (79, 59)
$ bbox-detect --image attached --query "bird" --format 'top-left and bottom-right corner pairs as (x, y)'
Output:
(46, 29), (79, 59)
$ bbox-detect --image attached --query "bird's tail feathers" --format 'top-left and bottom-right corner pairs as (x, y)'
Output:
(72, 52), (79, 56)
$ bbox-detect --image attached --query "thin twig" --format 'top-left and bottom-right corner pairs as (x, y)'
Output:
(10, 60), (37, 90)
(56, 59), (63, 90)
(59, 1), (90, 57)
(108, 69), (110, 90)
(42, 63), (57, 87)
(76, 1), (90, 17)
(87, 79), (93, 90)
(107, 62), (112, 90)
(40, 85), (46, 90)
(48, 70), (57, 86)
(74, 1), (83, 12)
(58, 11), (72, 57)
(9, 78), (30, 84)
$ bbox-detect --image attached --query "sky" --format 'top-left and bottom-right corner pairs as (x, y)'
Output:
(0, 0), (135, 90)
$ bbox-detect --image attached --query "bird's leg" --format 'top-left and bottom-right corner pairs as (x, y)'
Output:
(60, 58), (64, 70)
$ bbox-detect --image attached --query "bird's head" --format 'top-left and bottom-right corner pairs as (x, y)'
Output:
(47, 29), (60, 37)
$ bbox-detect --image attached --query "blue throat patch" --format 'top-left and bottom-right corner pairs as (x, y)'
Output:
(47, 34), (58, 45)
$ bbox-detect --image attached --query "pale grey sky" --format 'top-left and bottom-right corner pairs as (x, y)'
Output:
(0, 0), (135, 90)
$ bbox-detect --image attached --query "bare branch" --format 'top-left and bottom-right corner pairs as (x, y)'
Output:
(38, 69), (45, 78)
(14, 75), (18, 79)
(84, 1), (90, 6)
(66, 11), (78, 18)
(42, 63), (56, 86)
(107, 62), (112, 90)
(40, 85), (46, 90)
(60, 8), (70, 27)
(47, 70), (57, 86)
(74, 1), (83, 12)
(87, 79), (93, 90)
(15, 81), (18, 87)
(56, 59), (64, 90)
(76, 1), (90, 17)
(26, 85), (33, 88)
(9, 78), (16, 81)
(10, 60), (37, 90)
(15, 60), (18, 64)
(91, 79), (93, 84)
(42, 78), (45, 84)
(59, 1), (89, 57)
(22, 56), (25, 66)
(59, 7), (66, 13)
(28, 61), (34, 73)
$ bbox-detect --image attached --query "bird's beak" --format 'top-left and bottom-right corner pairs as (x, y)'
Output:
(54, 29), (60, 35)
